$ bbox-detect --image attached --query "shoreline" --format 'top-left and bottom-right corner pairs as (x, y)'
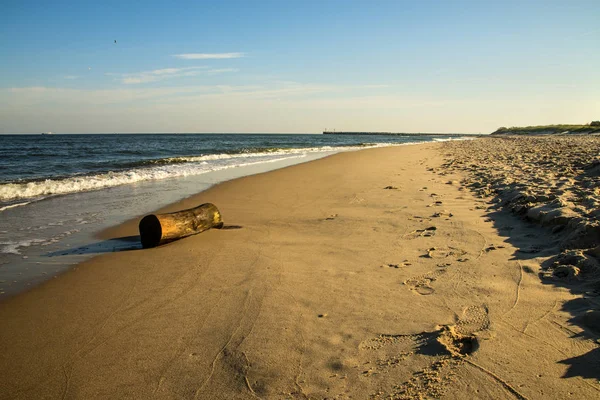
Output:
(0, 137), (446, 300)
(98, 139), (447, 241)
(0, 150), (338, 299)
(1, 140), (598, 399)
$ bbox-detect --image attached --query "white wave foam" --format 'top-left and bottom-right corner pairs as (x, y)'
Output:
(0, 201), (32, 212)
(0, 141), (435, 204)
(0, 226), (84, 254)
(432, 136), (475, 142)
(160, 144), (393, 163)
(0, 239), (46, 255)
(0, 153), (308, 202)
(40, 228), (81, 246)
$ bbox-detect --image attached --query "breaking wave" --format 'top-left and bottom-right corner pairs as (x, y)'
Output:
(0, 144), (396, 204)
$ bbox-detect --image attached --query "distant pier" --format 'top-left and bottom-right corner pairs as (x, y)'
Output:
(322, 131), (468, 136)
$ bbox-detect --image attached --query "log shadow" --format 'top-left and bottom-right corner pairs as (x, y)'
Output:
(221, 225), (243, 230)
(44, 235), (142, 257)
(45, 225), (242, 257)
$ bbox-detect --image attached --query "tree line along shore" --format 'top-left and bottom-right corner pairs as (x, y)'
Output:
(322, 122), (600, 136)
(491, 122), (600, 135)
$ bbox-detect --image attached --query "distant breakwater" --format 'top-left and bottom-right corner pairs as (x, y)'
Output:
(322, 131), (471, 137)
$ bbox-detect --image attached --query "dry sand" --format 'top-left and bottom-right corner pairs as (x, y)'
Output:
(1, 139), (599, 399)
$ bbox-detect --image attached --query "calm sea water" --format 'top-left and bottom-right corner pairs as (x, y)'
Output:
(0, 133), (463, 297)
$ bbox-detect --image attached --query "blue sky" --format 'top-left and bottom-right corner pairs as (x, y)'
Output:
(1, 0), (598, 133)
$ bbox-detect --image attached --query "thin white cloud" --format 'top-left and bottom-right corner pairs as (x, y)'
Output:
(207, 68), (240, 75)
(63, 75), (79, 80)
(150, 68), (192, 75)
(3, 81), (388, 107)
(173, 52), (245, 60)
(112, 66), (238, 85)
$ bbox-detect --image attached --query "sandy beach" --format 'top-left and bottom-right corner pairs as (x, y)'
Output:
(1, 138), (599, 399)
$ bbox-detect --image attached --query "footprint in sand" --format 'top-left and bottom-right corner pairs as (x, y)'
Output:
(382, 260), (412, 269)
(383, 185), (398, 190)
(453, 305), (490, 337)
(438, 305), (490, 356)
(404, 265), (448, 295)
(431, 210), (453, 218)
(421, 246), (467, 260)
(349, 195), (365, 204)
(402, 226), (437, 239)
(484, 244), (505, 252)
(325, 214), (338, 220)
(358, 305), (491, 399)
(358, 306), (490, 359)
(410, 215), (433, 222)
(427, 201), (444, 207)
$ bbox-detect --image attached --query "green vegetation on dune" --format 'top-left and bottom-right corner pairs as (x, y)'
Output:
(492, 122), (600, 135)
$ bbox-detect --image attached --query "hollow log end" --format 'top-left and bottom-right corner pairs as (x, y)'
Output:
(139, 214), (162, 248)
(212, 209), (224, 229)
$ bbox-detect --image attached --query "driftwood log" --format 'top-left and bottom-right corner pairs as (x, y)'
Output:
(139, 203), (223, 248)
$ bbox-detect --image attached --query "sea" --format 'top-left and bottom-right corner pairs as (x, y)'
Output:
(0, 133), (465, 298)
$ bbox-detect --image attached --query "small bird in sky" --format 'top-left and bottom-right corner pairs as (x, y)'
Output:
(114, 40), (117, 44)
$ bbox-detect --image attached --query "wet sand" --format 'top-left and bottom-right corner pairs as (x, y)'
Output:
(1, 140), (599, 399)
